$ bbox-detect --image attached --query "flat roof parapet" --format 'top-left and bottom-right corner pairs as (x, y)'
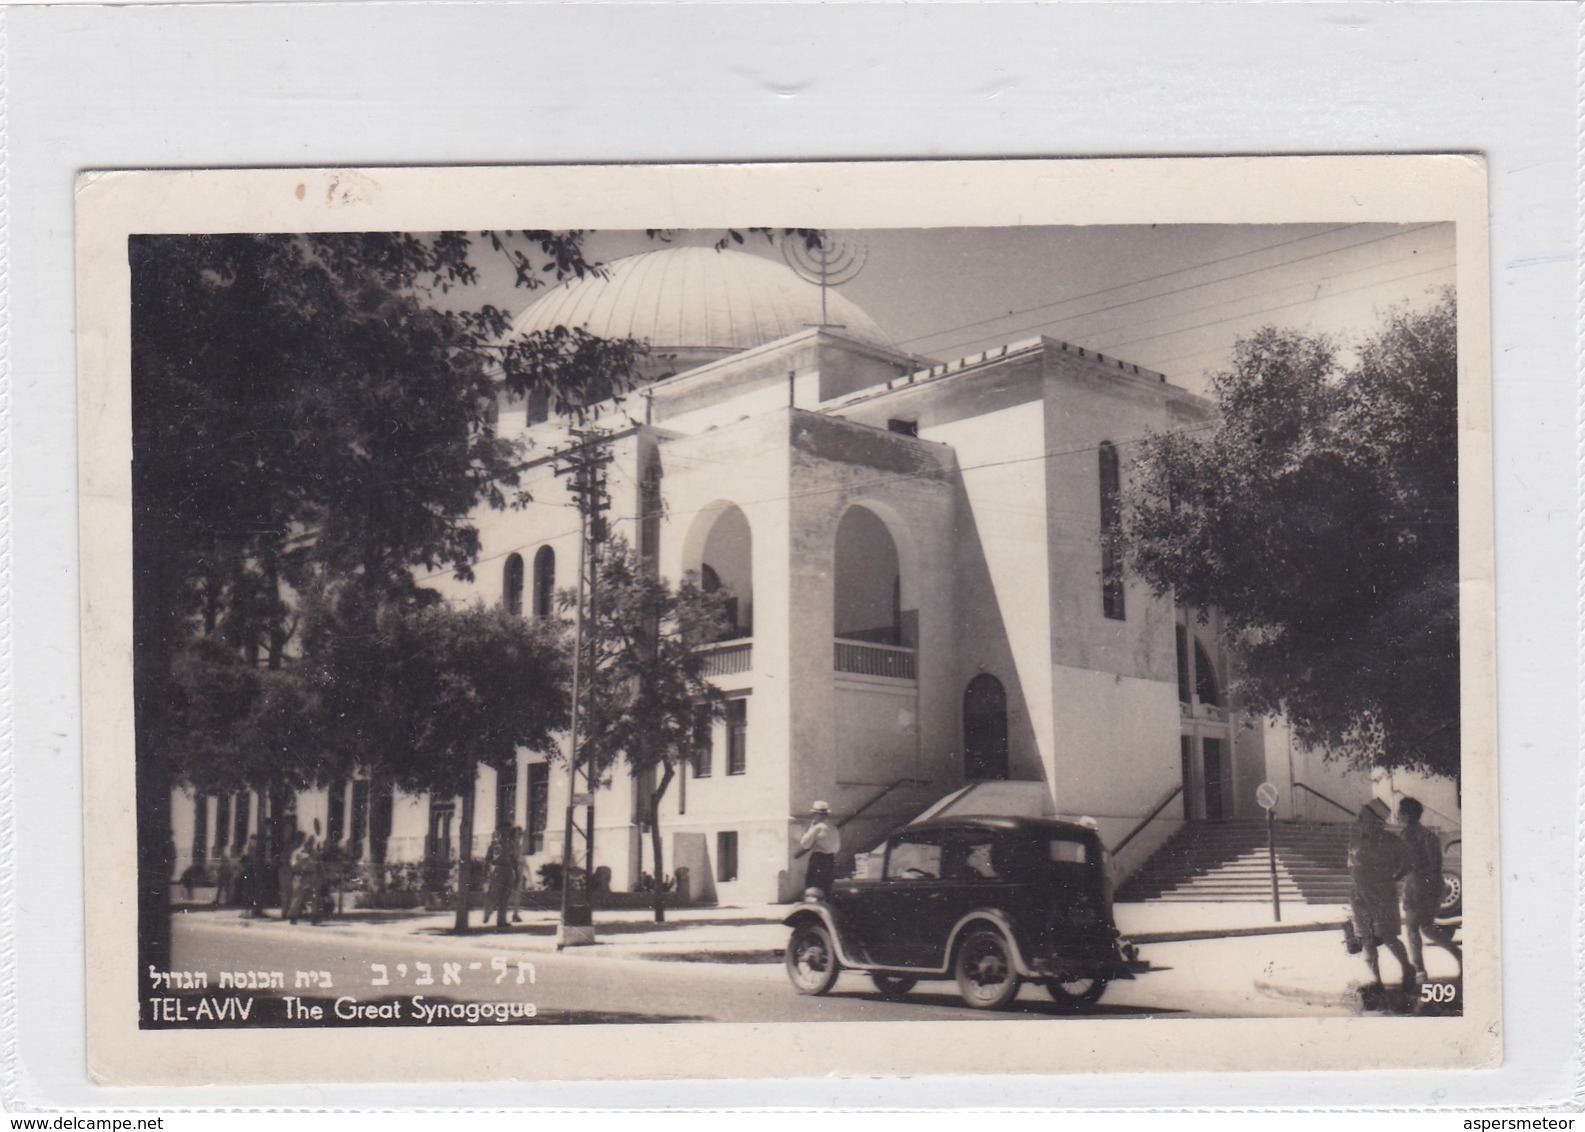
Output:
(822, 334), (1173, 413)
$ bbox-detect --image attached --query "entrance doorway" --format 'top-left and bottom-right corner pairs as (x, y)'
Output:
(963, 674), (1009, 781)
(1179, 734), (1230, 821)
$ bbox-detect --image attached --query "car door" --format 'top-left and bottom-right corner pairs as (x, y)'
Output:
(847, 833), (951, 968)
(933, 835), (1007, 952)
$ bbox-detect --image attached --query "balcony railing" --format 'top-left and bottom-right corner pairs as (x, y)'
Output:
(698, 640), (753, 677)
(1178, 700), (1229, 723)
(834, 640), (917, 681)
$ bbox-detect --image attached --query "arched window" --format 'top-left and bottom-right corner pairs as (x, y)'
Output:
(503, 553), (524, 616)
(532, 546), (555, 619)
(834, 506), (907, 646)
(964, 674), (1010, 781)
(698, 506), (752, 639)
(1099, 442), (1125, 620)
(1194, 641), (1221, 706)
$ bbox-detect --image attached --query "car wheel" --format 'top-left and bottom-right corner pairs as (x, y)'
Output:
(870, 973), (917, 1000)
(954, 928), (1021, 1009)
(1046, 972), (1108, 1012)
(785, 922), (840, 996)
(1439, 868), (1462, 918)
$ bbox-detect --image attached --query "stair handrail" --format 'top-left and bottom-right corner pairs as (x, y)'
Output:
(1112, 784), (1184, 856)
(1292, 781), (1356, 819)
(794, 776), (933, 858)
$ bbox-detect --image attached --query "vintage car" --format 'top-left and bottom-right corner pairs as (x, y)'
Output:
(783, 815), (1140, 1010)
(1438, 834), (1462, 918)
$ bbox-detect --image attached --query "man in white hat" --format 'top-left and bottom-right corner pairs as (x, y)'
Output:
(799, 801), (841, 895)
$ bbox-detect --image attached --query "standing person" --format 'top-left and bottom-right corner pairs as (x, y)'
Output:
(238, 835), (262, 918)
(1348, 799), (1413, 1002)
(211, 853), (235, 907)
(277, 831), (301, 919)
(287, 834), (317, 924)
(313, 839), (339, 923)
(799, 801), (841, 895)
(482, 830), (517, 931)
(1396, 796), (1461, 980)
(508, 825), (527, 925)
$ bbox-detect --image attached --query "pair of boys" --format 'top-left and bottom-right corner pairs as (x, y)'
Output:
(1348, 796), (1460, 1000)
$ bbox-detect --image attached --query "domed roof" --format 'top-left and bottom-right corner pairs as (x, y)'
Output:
(507, 246), (892, 360)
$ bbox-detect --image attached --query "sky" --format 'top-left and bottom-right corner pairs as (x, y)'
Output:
(455, 223), (1455, 399)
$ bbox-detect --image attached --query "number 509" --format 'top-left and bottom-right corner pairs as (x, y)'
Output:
(1420, 981), (1457, 1003)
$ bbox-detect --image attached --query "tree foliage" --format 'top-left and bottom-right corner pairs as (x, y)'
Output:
(1120, 293), (1459, 779)
(357, 603), (570, 800)
(131, 232), (646, 643)
(569, 539), (733, 920)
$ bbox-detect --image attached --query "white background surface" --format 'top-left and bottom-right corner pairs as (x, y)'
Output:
(5, 0), (1578, 1109)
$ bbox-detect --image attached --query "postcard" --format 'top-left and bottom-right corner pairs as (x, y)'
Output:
(75, 157), (1496, 1084)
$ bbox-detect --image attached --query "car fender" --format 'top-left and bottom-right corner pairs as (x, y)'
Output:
(783, 904), (867, 969)
(943, 909), (1041, 979)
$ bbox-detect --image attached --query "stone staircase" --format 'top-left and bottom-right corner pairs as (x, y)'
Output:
(1116, 819), (1353, 904)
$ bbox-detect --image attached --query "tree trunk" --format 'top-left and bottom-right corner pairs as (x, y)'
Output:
(132, 509), (183, 978)
(454, 754), (477, 933)
(648, 761), (675, 924)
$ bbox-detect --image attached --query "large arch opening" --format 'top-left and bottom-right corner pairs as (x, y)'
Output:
(1194, 640), (1221, 706)
(833, 505), (911, 647)
(691, 503), (753, 640)
(963, 673), (1010, 781)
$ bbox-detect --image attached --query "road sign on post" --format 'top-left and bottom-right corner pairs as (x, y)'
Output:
(1255, 781), (1281, 923)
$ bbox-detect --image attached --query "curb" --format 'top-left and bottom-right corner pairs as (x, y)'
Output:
(1129, 920), (1345, 945)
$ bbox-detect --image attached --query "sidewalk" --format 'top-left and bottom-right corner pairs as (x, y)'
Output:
(181, 897), (1352, 963)
(1114, 899), (1348, 943)
(178, 901), (790, 964)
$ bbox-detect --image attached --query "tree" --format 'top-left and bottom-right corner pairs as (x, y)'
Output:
(131, 231), (644, 967)
(356, 603), (570, 932)
(1120, 292), (1458, 781)
(571, 539), (733, 922)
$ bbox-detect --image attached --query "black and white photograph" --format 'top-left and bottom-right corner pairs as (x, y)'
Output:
(76, 159), (1498, 1084)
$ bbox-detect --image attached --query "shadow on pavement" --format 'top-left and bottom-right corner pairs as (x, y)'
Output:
(824, 988), (1183, 1018)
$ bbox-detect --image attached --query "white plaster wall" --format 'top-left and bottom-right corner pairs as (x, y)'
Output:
(168, 787), (196, 878)
(385, 790), (431, 864)
(656, 412), (794, 847)
(1040, 347), (1196, 687)
(1263, 718), (1462, 832)
(927, 398), (1054, 785)
(1048, 667), (1183, 838)
(831, 678), (920, 785)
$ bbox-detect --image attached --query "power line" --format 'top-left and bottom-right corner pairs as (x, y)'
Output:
(894, 224), (1364, 348)
(1077, 253), (1455, 356)
(1098, 261), (1454, 358)
(906, 224), (1444, 359)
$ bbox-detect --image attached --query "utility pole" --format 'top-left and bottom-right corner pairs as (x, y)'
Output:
(553, 426), (612, 948)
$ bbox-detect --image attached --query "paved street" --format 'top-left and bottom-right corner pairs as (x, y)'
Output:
(168, 908), (1390, 1025)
